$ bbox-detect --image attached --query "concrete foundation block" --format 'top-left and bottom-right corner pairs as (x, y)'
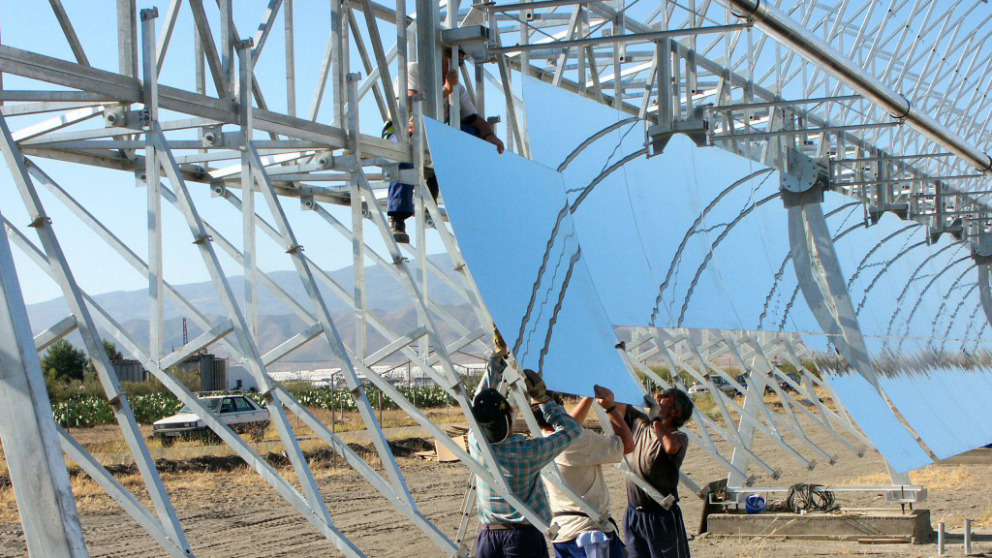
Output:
(705, 508), (935, 544)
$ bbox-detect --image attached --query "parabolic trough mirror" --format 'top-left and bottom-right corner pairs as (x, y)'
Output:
(427, 75), (992, 479)
(5, 1), (992, 556)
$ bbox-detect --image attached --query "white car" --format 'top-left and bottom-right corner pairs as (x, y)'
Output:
(153, 394), (269, 445)
(687, 376), (738, 397)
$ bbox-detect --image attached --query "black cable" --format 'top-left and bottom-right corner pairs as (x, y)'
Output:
(785, 483), (835, 513)
(730, 0), (761, 20)
(890, 93), (911, 120)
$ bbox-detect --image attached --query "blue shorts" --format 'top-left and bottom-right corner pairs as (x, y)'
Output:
(553, 530), (625, 558)
(476, 524), (548, 558)
(386, 122), (481, 217)
(623, 504), (691, 558)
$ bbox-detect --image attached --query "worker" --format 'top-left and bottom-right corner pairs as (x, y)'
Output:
(469, 369), (582, 558)
(617, 388), (694, 558)
(535, 386), (635, 558)
(383, 54), (504, 243)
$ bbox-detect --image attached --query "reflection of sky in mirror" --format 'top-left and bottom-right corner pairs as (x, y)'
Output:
(826, 206), (987, 352)
(809, 205), (992, 468)
(522, 76), (826, 334)
(813, 362), (932, 472)
(423, 118), (644, 404)
(516, 75), (992, 468)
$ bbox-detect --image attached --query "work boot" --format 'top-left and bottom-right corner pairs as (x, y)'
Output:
(389, 216), (410, 244)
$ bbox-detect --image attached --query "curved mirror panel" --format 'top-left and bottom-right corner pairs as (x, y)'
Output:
(809, 354), (933, 472)
(424, 118), (644, 403)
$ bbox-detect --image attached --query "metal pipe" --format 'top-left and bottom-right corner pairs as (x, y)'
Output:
(415, 0), (440, 120)
(937, 521), (945, 556)
(837, 174), (985, 187)
(487, 0), (601, 13)
(710, 121), (900, 141)
(720, 0), (992, 175)
(830, 153), (954, 164)
(964, 518), (973, 554)
(493, 24), (751, 54)
(708, 94), (862, 112)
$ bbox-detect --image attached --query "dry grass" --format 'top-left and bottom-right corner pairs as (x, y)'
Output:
(0, 404), (459, 527)
(0, 450), (388, 527)
(841, 465), (992, 529)
(291, 406), (465, 438)
(0, 484), (16, 524)
(977, 502), (992, 528)
(843, 465), (977, 492)
(0, 400), (454, 542)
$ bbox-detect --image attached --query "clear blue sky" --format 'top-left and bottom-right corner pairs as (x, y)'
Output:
(1, 2), (470, 304)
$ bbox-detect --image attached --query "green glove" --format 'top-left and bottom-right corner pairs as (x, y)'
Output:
(523, 369), (548, 403)
(493, 328), (509, 359)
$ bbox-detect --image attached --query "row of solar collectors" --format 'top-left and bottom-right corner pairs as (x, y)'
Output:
(425, 76), (992, 472)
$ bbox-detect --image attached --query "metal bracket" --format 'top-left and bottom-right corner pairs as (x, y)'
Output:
(647, 106), (709, 156)
(201, 126), (224, 147)
(222, 131), (246, 150)
(314, 151), (335, 169)
(300, 193), (316, 211)
(441, 26), (491, 62)
(972, 231), (992, 265)
(868, 203), (909, 223)
(211, 184), (229, 199)
(335, 155), (358, 172)
(103, 105), (128, 127)
(931, 217), (964, 244)
(378, 163), (419, 187)
(102, 107), (148, 129)
(884, 486), (927, 504)
(780, 149), (828, 208)
(131, 109), (151, 130)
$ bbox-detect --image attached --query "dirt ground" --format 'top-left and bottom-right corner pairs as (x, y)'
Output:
(2, 410), (991, 558)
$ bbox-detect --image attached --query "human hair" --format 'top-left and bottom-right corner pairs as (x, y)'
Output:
(667, 387), (694, 428)
(531, 392), (564, 430)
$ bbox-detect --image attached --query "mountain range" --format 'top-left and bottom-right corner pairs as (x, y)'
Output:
(24, 254), (485, 371)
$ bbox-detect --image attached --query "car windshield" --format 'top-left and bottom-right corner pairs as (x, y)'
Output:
(178, 398), (223, 414)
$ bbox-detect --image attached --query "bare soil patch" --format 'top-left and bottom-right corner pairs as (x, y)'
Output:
(2, 409), (991, 557)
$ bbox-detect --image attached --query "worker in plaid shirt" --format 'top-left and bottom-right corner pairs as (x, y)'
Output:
(469, 368), (582, 558)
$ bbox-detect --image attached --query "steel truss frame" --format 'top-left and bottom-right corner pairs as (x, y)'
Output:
(0, 0), (987, 555)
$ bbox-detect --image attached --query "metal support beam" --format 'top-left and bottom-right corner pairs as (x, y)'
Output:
(0, 197), (87, 558)
(719, 0), (992, 177)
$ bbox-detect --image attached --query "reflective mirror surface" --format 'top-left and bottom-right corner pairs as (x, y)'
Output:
(425, 118), (645, 403)
(468, 76), (992, 471)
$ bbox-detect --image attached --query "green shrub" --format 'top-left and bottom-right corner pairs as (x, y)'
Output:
(285, 385), (457, 412)
(50, 383), (461, 428)
(130, 393), (184, 424)
(52, 395), (114, 428)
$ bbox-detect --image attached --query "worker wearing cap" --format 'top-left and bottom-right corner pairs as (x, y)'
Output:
(617, 388), (694, 558)
(534, 386), (635, 558)
(383, 56), (504, 243)
(469, 369), (582, 558)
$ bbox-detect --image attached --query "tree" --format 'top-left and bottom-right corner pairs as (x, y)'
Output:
(41, 340), (88, 382)
(86, 339), (124, 376)
(102, 339), (123, 362)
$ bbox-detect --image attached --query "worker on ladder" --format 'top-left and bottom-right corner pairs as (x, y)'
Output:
(383, 53), (504, 243)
